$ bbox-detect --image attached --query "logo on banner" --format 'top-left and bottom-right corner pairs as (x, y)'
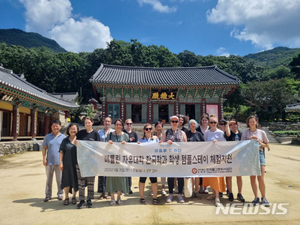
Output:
(192, 168), (197, 174)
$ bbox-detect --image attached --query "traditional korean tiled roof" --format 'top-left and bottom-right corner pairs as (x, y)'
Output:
(0, 66), (79, 109)
(285, 103), (300, 112)
(90, 64), (241, 86)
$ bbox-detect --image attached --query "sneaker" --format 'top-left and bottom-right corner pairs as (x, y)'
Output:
(87, 199), (92, 208)
(251, 197), (260, 206)
(77, 200), (85, 209)
(178, 194), (184, 203)
(199, 187), (204, 194)
(237, 193), (245, 202)
(150, 191), (154, 196)
(174, 186), (178, 194)
(215, 197), (222, 207)
(219, 192), (223, 198)
(161, 189), (167, 196)
(166, 194), (173, 203)
(110, 200), (116, 206)
(261, 197), (270, 207)
(228, 193), (234, 201)
(58, 195), (63, 201)
(43, 197), (51, 202)
(193, 192), (201, 198)
(117, 199), (123, 205)
(129, 190), (133, 194)
(207, 195), (215, 200)
(203, 189), (209, 194)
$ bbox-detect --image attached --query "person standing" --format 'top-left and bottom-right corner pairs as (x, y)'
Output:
(137, 123), (159, 205)
(177, 114), (189, 134)
(154, 121), (167, 196)
(59, 123), (79, 205)
(162, 115), (187, 203)
(224, 119), (245, 202)
(203, 114), (226, 207)
(196, 114), (210, 194)
(97, 117), (115, 200)
(76, 116), (101, 209)
(241, 115), (270, 206)
(107, 119), (130, 205)
(42, 120), (66, 202)
(186, 119), (204, 197)
(123, 118), (138, 194)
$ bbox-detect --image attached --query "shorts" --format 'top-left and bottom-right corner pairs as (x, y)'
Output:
(259, 150), (266, 166)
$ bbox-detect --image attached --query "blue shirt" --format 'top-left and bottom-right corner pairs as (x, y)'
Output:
(98, 128), (115, 142)
(138, 137), (159, 143)
(42, 132), (66, 165)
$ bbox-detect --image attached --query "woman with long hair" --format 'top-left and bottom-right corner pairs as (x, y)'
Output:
(241, 115), (270, 206)
(106, 119), (130, 205)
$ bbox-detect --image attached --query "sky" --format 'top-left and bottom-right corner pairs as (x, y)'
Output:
(1, 0), (300, 56)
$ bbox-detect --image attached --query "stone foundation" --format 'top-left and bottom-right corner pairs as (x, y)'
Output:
(0, 141), (36, 156)
(269, 122), (300, 131)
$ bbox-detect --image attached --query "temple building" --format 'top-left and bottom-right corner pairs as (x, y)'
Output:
(0, 65), (79, 141)
(90, 64), (241, 124)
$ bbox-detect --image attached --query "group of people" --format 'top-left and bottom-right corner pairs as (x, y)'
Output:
(42, 113), (270, 208)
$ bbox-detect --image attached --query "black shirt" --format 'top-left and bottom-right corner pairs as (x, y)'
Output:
(186, 130), (205, 142)
(225, 130), (242, 142)
(181, 127), (189, 134)
(123, 130), (138, 142)
(77, 129), (101, 141)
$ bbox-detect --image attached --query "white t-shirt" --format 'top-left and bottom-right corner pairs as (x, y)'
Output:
(204, 129), (226, 142)
(241, 129), (269, 151)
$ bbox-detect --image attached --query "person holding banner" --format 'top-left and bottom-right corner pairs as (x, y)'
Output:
(225, 119), (245, 202)
(241, 115), (270, 207)
(107, 119), (130, 206)
(186, 119), (204, 198)
(203, 114), (226, 207)
(97, 117), (115, 200)
(196, 114), (210, 194)
(154, 121), (167, 196)
(123, 119), (138, 194)
(76, 116), (101, 209)
(162, 115), (187, 203)
(59, 123), (79, 205)
(137, 123), (159, 205)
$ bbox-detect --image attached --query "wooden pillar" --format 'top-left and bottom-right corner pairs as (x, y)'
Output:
(12, 105), (18, 141)
(44, 113), (50, 135)
(30, 109), (36, 138)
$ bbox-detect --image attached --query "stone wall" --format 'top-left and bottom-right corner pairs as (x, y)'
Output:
(269, 122), (300, 131)
(0, 141), (36, 156)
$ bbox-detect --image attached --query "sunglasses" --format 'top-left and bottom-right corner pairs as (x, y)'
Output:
(210, 121), (217, 124)
(145, 128), (152, 131)
(220, 123), (226, 126)
(126, 123), (132, 125)
(171, 121), (179, 123)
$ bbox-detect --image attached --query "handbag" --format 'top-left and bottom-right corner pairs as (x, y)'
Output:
(184, 178), (193, 198)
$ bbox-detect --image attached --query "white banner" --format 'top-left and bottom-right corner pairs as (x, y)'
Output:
(77, 140), (261, 177)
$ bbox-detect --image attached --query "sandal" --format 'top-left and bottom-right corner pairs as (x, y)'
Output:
(72, 197), (77, 205)
(153, 198), (158, 205)
(64, 198), (69, 205)
(110, 200), (116, 206)
(99, 192), (106, 200)
(140, 198), (146, 204)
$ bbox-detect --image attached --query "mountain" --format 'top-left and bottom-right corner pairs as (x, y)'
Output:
(0, 29), (67, 53)
(244, 47), (300, 68)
